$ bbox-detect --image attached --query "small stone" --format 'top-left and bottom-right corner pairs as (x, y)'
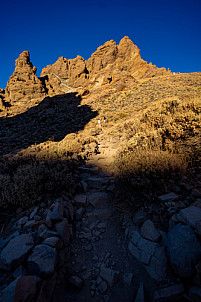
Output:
(30, 206), (39, 220)
(123, 273), (134, 287)
(76, 208), (85, 221)
(74, 194), (87, 206)
(133, 210), (147, 224)
(24, 220), (38, 228)
(55, 218), (72, 246)
(153, 284), (184, 301)
(68, 276), (83, 290)
(134, 283), (144, 302)
(98, 281), (108, 294)
(80, 180), (88, 192)
(39, 230), (59, 239)
(18, 216), (28, 225)
(158, 192), (179, 202)
(140, 219), (161, 242)
(43, 237), (63, 249)
(45, 209), (52, 228)
(100, 267), (119, 287)
(51, 203), (64, 221)
(189, 286), (201, 302)
(85, 244), (93, 251)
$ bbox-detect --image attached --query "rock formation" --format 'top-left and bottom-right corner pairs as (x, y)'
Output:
(1, 36), (171, 116)
(41, 36), (171, 95)
(5, 51), (46, 105)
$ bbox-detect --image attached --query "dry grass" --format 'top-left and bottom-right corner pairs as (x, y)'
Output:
(0, 154), (76, 210)
(114, 95), (201, 210)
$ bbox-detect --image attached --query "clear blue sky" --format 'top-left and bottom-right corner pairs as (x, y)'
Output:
(0, 0), (201, 89)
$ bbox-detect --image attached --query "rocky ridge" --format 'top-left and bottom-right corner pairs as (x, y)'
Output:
(1, 36), (171, 117)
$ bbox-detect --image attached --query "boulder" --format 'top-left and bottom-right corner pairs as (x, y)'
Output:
(167, 224), (201, 277)
(28, 244), (57, 277)
(0, 234), (34, 270)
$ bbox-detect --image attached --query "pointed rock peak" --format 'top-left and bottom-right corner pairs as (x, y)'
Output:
(119, 36), (133, 45)
(15, 51), (32, 67)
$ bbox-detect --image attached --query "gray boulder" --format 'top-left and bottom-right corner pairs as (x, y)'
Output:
(0, 234), (34, 270)
(179, 206), (201, 235)
(167, 223), (201, 277)
(28, 244), (57, 277)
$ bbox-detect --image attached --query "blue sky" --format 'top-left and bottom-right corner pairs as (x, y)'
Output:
(0, 0), (201, 88)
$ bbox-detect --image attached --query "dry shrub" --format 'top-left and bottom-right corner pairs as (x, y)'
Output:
(0, 156), (76, 210)
(115, 96), (201, 210)
(115, 149), (187, 209)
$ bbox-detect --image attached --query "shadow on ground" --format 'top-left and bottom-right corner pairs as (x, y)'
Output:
(0, 93), (97, 156)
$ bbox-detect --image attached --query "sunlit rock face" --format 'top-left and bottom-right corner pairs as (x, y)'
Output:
(40, 36), (171, 95)
(5, 51), (46, 104)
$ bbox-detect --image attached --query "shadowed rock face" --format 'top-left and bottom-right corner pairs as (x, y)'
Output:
(5, 51), (46, 104)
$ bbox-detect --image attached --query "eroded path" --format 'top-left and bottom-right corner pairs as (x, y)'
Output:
(51, 165), (159, 302)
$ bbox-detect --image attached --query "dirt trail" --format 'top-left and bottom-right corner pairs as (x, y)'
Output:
(51, 160), (160, 302)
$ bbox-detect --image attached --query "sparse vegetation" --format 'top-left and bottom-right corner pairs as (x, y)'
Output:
(0, 155), (77, 210)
